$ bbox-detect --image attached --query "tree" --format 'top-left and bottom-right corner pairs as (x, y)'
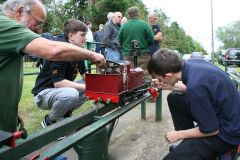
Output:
(90, 0), (130, 30)
(216, 21), (240, 49)
(0, 0), (6, 4)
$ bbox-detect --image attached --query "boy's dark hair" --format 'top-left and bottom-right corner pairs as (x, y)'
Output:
(147, 48), (183, 77)
(63, 19), (87, 38)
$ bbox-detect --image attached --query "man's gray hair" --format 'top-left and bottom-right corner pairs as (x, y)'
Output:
(107, 12), (114, 21)
(128, 6), (139, 18)
(1, 0), (44, 14)
(148, 13), (157, 19)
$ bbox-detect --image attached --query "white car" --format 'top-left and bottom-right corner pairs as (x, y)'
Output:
(182, 54), (191, 61)
(204, 55), (212, 63)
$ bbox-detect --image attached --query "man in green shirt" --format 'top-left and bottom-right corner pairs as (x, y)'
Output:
(0, 0), (106, 133)
(119, 6), (154, 81)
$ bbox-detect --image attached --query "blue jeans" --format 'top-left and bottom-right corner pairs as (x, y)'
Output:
(106, 48), (125, 61)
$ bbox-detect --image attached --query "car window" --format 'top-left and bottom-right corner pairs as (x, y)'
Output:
(191, 52), (203, 58)
(221, 51), (226, 56)
(229, 49), (240, 56)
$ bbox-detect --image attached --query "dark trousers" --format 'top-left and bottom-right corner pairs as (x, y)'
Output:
(163, 92), (234, 160)
(95, 44), (105, 58)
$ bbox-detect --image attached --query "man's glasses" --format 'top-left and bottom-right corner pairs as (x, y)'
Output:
(27, 12), (44, 29)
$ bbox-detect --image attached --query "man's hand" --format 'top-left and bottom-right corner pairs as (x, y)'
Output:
(152, 79), (174, 90)
(18, 113), (24, 128)
(90, 53), (106, 68)
(165, 131), (182, 143)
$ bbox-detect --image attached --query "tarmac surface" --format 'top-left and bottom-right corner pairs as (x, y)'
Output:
(108, 90), (174, 160)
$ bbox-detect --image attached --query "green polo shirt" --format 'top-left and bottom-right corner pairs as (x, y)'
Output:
(119, 18), (154, 55)
(0, 11), (40, 132)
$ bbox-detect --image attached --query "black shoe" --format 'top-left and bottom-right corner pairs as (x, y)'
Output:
(41, 115), (55, 128)
(63, 110), (73, 118)
(169, 145), (178, 152)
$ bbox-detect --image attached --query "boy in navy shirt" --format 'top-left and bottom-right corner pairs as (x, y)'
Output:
(147, 49), (240, 160)
(32, 19), (88, 128)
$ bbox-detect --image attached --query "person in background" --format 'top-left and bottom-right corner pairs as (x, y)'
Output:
(119, 6), (154, 81)
(121, 17), (128, 25)
(86, 21), (94, 42)
(104, 12), (124, 61)
(148, 13), (162, 56)
(0, 0), (105, 133)
(147, 13), (162, 102)
(94, 24), (105, 57)
(147, 49), (240, 160)
(32, 19), (88, 128)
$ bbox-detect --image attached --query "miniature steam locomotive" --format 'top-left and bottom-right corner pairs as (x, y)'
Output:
(85, 60), (150, 105)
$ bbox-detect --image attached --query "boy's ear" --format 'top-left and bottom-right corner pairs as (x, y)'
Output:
(165, 73), (174, 78)
(68, 33), (73, 40)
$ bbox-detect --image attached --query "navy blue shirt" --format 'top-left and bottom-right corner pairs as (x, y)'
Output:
(182, 59), (240, 145)
(149, 24), (161, 56)
(94, 30), (103, 42)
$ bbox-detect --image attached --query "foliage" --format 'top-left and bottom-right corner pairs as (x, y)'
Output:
(90, 0), (130, 30)
(160, 20), (206, 54)
(216, 21), (240, 50)
(42, 0), (89, 33)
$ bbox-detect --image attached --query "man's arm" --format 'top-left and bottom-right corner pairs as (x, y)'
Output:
(54, 80), (85, 91)
(154, 32), (162, 41)
(154, 79), (186, 93)
(22, 37), (106, 68)
(165, 127), (219, 143)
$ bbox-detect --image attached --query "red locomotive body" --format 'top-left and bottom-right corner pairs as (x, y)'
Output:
(85, 61), (148, 104)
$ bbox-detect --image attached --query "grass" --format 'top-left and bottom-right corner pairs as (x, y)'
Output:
(214, 60), (240, 73)
(19, 61), (239, 134)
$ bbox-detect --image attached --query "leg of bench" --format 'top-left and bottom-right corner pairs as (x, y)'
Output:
(155, 90), (162, 122)
(73, 127), (109, 160)
(107, 120), (116, 143)
(141, 100), (146, 120)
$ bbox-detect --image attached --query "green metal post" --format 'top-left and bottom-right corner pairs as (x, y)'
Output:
(141, 100), (146, 120)
(23, 72), (39, 75)
(155, 90), (162, 121)
(224, 60), (227, 72)
(107, 120), (116, 143)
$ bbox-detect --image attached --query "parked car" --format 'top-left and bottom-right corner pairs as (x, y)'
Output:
(190, 52), (204, 59)
(224, 48), (240, 66)
(204, 55), (211, 63)
(218, 50), (226, 65)
(172, 50), (182, 59)
(182, 54), (191, 61)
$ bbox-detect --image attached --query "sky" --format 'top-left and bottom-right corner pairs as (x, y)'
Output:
(142, 0), (240, 54)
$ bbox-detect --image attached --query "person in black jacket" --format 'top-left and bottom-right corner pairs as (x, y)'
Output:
(32, 19), (89, 128)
